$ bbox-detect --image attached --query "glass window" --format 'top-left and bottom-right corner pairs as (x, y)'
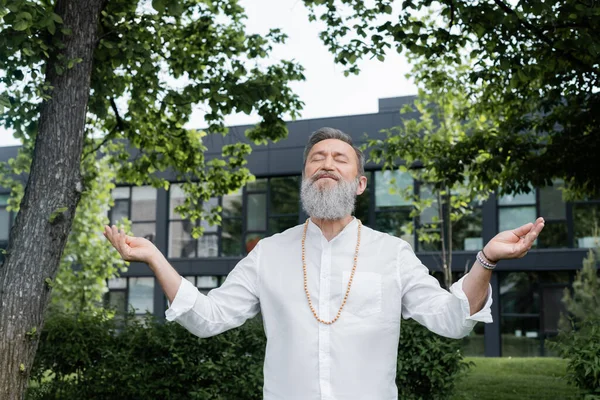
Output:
(223, 189), (243, 218)
(452, 208), (483, 251)
(201, 197), (220, 233)
(501, 316), (541, 357)
(197, 276), (219, 289)
(110, 200), (129, 225)
(198, 235), (218, 257)
(573, 203), (600, 248)
(375, 170), (412, 208)
(461, 323), (484, 357)
(128, 277), (154, 314)
(247, 193), (267, 231)
(498, 206), (536, 232)
(375, 210), (413, 247)
(107, 291), (126, 313)
(112, 187), (130, 200)
(131, 186), (157, 221)
(268, 216), (298, 235)
(169, 183), (186, 219)
(108, 277), (127, 289)
(247, 179), (268, 192)
(498, 189), (535, 206)
(539, 183), (566, 220)
(270, 176), (300, 215)
(168, 221), (196, 258)
(500, 272), (540, 314)
(132, 222), (156, 243)
(537, 221), (568, 248)
(221, 218), (242, 256)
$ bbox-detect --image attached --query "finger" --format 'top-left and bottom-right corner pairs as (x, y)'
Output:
(511, 222), (534, 237)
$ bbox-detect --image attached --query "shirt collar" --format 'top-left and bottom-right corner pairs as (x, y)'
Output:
(306, 217), (358, 243)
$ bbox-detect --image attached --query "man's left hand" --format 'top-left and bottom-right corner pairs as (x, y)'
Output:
(483, 217), (545, 262)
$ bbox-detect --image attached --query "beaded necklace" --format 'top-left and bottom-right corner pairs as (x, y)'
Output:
(301, 218), (362, 325)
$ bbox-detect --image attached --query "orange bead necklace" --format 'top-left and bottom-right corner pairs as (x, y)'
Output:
(301, 218), (362, 325)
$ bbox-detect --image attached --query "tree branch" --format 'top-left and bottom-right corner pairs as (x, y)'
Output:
(492, 0), (600, 75)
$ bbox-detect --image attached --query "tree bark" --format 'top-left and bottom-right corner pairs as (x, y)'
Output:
(0, 0), (104, 397)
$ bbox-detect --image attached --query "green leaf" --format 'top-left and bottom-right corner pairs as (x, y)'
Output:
(52, 13), (63, 24)
(13, 19), (29, 31)
(151, 0), (166, 13)
(47, 20), (56, 35)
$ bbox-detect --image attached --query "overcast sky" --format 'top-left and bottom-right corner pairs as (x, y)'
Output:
(0, 0), (416, 147)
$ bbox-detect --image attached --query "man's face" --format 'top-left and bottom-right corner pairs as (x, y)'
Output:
(304, 139), (367, 195)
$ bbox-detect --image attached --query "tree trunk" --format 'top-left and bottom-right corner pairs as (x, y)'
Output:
(0, 0), (104, 397)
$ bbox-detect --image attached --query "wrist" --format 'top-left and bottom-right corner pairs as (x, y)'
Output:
(146, 246), (165, 269)
(481, 247), (498, 264)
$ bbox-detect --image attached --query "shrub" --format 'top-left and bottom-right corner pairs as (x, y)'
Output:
(397, 319), (471, 400)
(28, 311), (469, 399)
(548, 248), (600, 398)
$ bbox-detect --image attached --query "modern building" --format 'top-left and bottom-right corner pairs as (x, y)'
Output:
(1, 96), (597, 357)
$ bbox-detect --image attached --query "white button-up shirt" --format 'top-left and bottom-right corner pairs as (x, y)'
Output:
(166, 218), (493, 400)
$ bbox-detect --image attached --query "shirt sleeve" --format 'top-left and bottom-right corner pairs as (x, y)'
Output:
(165, 242), (261, 338)
(397, 241), (493, 339)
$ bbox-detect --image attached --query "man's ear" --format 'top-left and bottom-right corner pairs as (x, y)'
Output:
(356, 175), (368, 195)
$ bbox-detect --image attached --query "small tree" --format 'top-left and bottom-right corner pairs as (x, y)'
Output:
(549, 246), (600, 397)
(365, 54), (493, 289)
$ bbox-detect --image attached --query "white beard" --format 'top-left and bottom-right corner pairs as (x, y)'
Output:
(300, 173), (359, 220)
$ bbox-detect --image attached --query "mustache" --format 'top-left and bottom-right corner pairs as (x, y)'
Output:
(310, 171), (341, 182)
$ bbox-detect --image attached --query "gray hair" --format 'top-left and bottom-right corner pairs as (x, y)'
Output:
(303, 127), (365, 176)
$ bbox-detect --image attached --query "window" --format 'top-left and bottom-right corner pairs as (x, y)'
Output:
(183, 275), (224, 295)
(222, 189), (244, 256)
(499, 271), (570, 357)
(168, 184), (218, 258)
(374, 170), (414, 247)
(106, 277), (154, 315)
(538, 182), (568, 248)
(573, 202), (600, 248)
(498, 189), (537, 233)
(110, 186), (157, 243)
(244, 176), (301, 254)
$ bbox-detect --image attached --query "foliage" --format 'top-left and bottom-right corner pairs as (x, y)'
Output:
(548, 248), (600, 397)
(365, 55), (494, 288)
(398, 319), (471, 400)
(50, 152), (129, 313)
(27, 313), (469, 399)
(0, 0), (305, 237)
(28, 311), (267, 400)
(303, 0), (600, 199)
(0, 143), (129, 313)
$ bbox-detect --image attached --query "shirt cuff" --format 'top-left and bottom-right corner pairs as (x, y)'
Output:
(165, 277), (199, 322)
(450, 275), (493, 324)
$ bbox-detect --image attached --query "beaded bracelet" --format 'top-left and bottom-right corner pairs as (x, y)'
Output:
(476, 251), (497, 270)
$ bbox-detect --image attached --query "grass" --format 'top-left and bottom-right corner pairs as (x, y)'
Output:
(451, 357), (582, 400)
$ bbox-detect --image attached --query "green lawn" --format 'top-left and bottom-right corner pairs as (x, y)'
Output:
(451, 357), (582, 400)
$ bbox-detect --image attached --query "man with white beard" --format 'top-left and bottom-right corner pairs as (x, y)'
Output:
(104, 127), (545, 400)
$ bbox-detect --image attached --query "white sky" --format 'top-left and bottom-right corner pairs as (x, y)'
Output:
(0, 0), (416, 148)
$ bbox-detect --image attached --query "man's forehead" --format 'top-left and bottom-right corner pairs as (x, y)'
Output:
(308, 139), (354, 155)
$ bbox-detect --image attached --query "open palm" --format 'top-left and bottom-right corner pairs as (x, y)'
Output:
(483, 217), (545, 262)
(103, 225), (158, 263)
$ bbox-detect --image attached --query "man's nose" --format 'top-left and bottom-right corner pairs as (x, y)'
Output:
(322, 155), (335, 170)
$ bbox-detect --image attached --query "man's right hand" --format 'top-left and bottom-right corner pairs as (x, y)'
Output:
(103, 225), (159, 264)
